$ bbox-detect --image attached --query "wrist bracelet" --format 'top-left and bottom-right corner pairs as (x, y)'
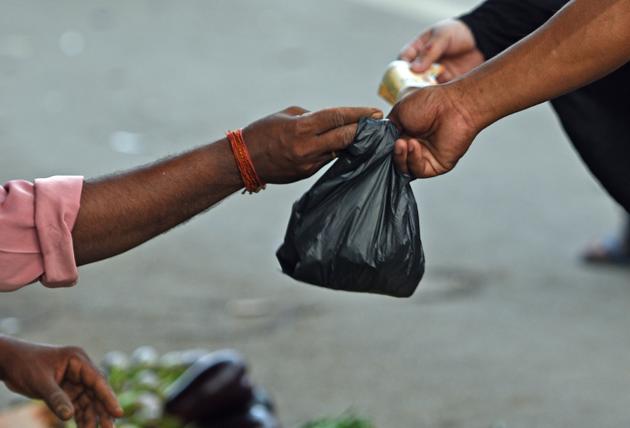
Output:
(226, 129), (266, 194)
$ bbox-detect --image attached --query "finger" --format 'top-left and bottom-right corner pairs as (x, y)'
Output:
(99, 416), (115, 428)
(410, 36), (448, 73)
(398, 43), (418, 62)
(314, 123), (359, 155)
(73, 393), (88, 428)
(62, 381), (83, 401)
(73, 408), (83, 428)
(78, 395), (96, 428)
(437, 67), (455, 83)
(387, 103), (403, 130)
(76, 391), (91, 411)
(39, 377), (74, 421)
(399, 31), (432, 62)
(76, 358), (123, 417)
(393, 139), (409, 174)
(67, 355), (83, 384)
(83, 409), (96, 428)
(86, 407), (97, 428)
(306, 107), (382, 134)
(407, 138), (427, 178)
(410, 31), (433, 57)
(94, 401), (115, 428)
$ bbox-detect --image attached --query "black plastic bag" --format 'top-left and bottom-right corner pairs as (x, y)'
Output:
(276, 118), (425, 298)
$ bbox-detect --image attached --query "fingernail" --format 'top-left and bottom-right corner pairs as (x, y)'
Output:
(371, 110), (384, 119)
(58, 405), (72, 420)
(411, 61), (423, 71)
(395, 148), (403, 156)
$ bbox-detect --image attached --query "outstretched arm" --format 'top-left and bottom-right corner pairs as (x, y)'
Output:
(458, 0), (630, 127)
(0, 106), (381, 290)
(73, 137), (242, 266)
(73, 106), (382, 265)
(398, 0), (566, 80)
(458, 0), (568, 61)
(389, 0), (630, 178)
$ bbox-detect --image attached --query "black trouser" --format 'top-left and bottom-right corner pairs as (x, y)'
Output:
(461, 0), (630, 213)
(550, 64), (630, 214)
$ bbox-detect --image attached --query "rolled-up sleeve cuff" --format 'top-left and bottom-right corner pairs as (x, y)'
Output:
(34, 176), (83, 288)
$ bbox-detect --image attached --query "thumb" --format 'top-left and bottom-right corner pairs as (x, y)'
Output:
(411, 36), (447, 73)
(39, 378), (74, 421)
(387, 102), (404, 130)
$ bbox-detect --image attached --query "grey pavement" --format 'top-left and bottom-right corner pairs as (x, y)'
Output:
(0, 1), (629, 427)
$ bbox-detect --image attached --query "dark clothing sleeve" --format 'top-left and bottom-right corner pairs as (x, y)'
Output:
(456, 0), (630, 213)
(458, 0), (569, 59)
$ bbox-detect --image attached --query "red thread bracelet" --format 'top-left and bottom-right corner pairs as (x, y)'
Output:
(226, 129), (266, 194)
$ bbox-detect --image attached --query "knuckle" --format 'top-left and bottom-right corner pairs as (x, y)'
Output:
(298, 163), (314, 175)
(293, 117), (313, 136)
(65, 346), (91, 362)
(399, 45), (414, 59)
(63, 346), (83, 356)
(289, 143), (308, 160)
(284, 105), (304, 116)
(340, 127), (355, 147)
(331, 110), (345, 128)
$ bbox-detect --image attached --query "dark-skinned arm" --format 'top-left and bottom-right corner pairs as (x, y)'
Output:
(73, 138), (241, 265)
(458, 0), (630, 128)
(73, 106), (382, 265)
(390, 0), (630, 178)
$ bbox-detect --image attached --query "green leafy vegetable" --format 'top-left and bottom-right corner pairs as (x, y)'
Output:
(301, 414), (375, 428)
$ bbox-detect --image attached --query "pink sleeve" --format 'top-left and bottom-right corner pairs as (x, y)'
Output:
(0, 176), (83, 291)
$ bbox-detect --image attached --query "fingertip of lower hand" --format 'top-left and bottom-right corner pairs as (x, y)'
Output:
(103, 397), (124, 418)
(112, 402), (124, 416)
(56, 404), (74, 420)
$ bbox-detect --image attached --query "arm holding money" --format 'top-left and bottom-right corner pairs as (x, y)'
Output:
(389, 0), (630, 181)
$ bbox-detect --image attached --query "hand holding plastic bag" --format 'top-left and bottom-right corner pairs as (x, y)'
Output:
(277, 118), (425, 298)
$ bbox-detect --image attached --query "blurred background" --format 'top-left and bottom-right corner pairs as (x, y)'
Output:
(1, 0), (629, 427)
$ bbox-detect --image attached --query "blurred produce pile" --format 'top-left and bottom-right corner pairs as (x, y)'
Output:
(54, 347), (375, 428)
(64, 347), (279, 428)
